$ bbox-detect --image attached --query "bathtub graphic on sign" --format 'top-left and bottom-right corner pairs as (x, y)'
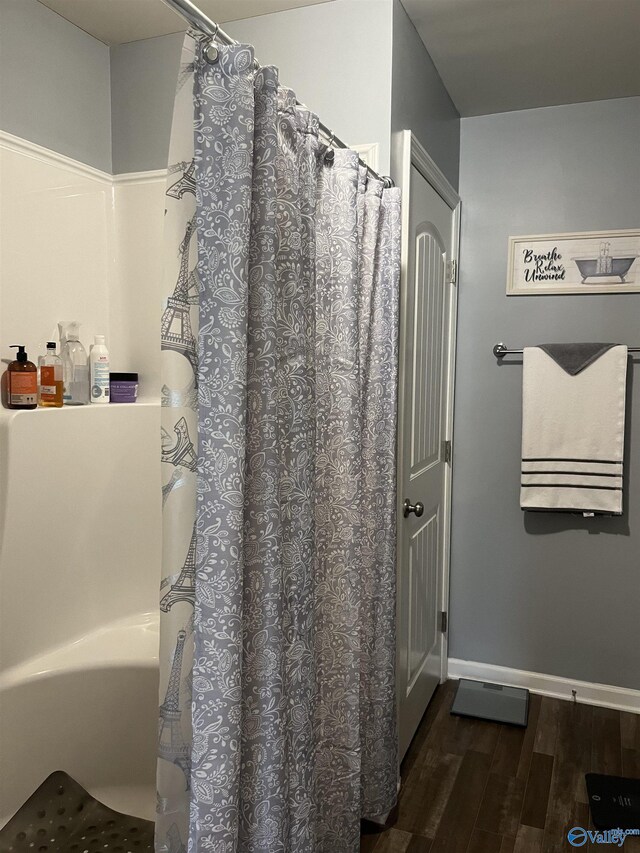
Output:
(506, 229), (640, 295)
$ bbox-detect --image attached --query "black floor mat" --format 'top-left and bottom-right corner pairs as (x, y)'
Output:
(586, 773), (640, 831)
(0, 771), (154, 853)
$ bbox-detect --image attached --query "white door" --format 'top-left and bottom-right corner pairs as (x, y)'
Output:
(396, 136), (459, 761)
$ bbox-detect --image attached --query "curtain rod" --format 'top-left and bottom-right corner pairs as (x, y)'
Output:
(161, 0), (394, 187)
(493, 342), (640, 358)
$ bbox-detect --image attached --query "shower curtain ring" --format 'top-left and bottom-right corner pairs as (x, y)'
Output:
(325, 130), (336, 165)
(204, 26), (219, 64)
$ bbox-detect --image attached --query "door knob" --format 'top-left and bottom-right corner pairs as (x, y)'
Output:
(403, 499), (424, 518)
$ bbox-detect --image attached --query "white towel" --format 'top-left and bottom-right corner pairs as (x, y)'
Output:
(521, 344), (628, 514)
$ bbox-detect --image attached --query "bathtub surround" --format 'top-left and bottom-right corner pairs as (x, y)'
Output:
(452, 97), (640, 692)
(0, 130), (166, 398)
(0, 6), (164, 819)
(0, 406), (161, 824)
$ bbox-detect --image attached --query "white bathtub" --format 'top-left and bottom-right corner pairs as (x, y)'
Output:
(0, 613), (159, 827)
(0, 404), (162, 827)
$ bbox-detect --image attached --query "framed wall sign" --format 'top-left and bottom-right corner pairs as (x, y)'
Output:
(506, 228), (640, 295)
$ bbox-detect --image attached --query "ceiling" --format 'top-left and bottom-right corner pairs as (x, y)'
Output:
(37, 0), (333, 45)
(37, 0), (640, 114)
(401, 0), (640, 116)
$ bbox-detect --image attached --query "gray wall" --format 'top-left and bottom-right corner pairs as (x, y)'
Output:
(391, 0), (460, 190)
(225, 0), (393, 173)
(110, 33), (184, 175)
(0, 0), (112, 172)
(451, 97), (640, 690)
(108, 0), (394, 175)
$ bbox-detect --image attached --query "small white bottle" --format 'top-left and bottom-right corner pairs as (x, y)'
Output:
(90, 335), (110, 404)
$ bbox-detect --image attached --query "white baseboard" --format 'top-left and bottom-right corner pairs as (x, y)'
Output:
(448, 658), (640, 715)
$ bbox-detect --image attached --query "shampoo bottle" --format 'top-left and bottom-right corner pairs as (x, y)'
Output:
(39, 342), (64, 407)
(89, 335), (110, 404)
(7, 346), (37, 409)
(61, 322), (89, 405)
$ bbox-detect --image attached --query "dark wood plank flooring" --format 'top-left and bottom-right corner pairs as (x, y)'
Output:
(361, 681), (640, 852)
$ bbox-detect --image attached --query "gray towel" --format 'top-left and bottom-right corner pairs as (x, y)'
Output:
(537, 342), (617, 376)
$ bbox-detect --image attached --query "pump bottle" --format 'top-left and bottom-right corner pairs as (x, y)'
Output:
(7, 346), (37, 409)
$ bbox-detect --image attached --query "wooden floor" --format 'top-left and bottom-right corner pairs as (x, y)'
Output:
(361, 680), (640, 852)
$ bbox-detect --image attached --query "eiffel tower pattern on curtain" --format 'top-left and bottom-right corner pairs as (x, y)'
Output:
(157, 31), (199, 853)
(161, 416), (197, 472)
(160, 216), (199, 371)
(167, 160), (196, 200)
(160, 526), (196, 613)
(158, 628), (191, 787)
(176, 56), (195, 94)
(161, 467), (187, 507)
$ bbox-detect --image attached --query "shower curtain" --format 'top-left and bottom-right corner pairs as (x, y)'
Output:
(158, 32), (401, 853)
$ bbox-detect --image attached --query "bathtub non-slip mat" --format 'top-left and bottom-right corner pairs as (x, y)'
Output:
(0, 771), (154, 853)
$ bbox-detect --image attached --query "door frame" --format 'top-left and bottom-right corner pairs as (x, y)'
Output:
(392, 129), (461, 684)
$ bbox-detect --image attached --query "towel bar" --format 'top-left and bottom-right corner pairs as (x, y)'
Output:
(493, 342), (640, 358)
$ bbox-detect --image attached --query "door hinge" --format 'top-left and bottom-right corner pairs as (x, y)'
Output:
(440, 611), (448, 633)
(443, 439), (452, 465)
(448, 259), (457, 285)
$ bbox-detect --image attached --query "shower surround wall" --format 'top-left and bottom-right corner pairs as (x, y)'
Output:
(0, 0), (167, 391)
(451, 97), (640, 692)
(0, 0), (163, 821)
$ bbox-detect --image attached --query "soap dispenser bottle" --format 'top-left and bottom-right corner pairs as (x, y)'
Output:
(61, 321), (89, 405)
(7, 346), (37, 409)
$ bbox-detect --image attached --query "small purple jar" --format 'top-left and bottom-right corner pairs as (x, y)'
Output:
(110, 372), (138, 403)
